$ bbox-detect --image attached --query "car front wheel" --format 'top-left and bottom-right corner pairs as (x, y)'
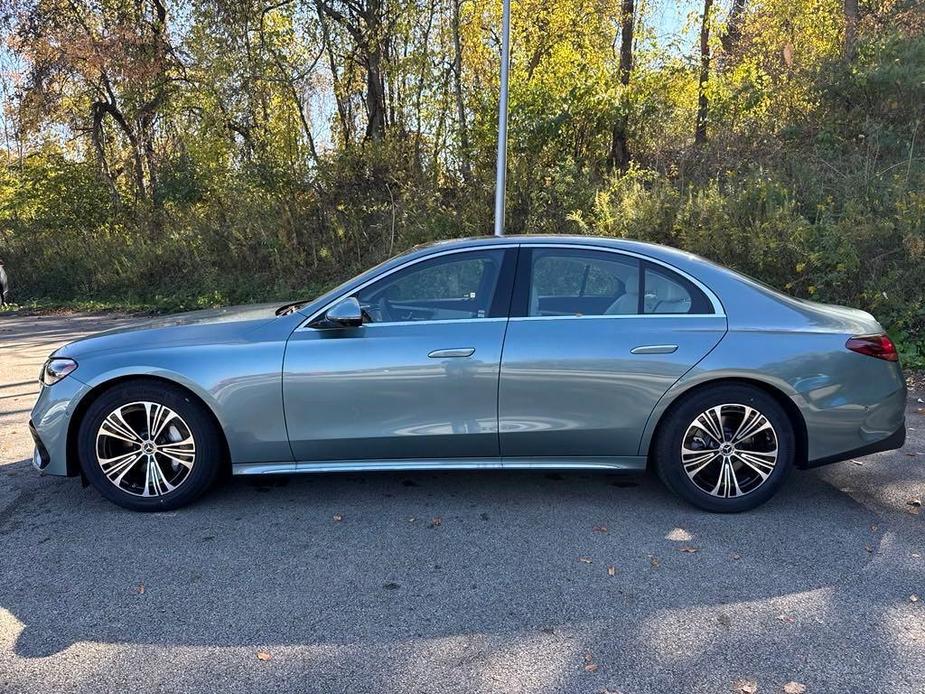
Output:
(77, 381), (223, 511)
(654, 384), (795, 513)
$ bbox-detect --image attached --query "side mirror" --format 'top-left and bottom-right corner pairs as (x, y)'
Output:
(317, 296), (363, 328)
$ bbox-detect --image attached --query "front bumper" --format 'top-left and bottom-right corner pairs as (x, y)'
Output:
(29, 376), (90, 477)
(29, 421), (51, 471)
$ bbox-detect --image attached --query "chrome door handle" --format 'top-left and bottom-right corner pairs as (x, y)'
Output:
(630, 344), (678, 355)
(428, 348), (475, 358)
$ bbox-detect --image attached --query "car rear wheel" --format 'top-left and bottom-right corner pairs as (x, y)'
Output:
(77, 381), (223, 511)
(654, 384), (795, 512)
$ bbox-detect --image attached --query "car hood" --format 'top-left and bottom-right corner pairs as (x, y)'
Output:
(55, 303), (284, 358)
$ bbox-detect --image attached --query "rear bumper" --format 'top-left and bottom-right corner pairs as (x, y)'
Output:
(804, 421), (906, 468)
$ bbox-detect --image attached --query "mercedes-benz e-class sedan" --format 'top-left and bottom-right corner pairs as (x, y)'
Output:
(30, 236), (906, 512)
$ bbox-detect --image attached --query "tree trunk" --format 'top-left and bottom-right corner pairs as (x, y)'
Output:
(451, 0), (471, 182)
(90, 102), (121, 206)
(843, 0), (859, 58)
(695, 0), (713, 146)
(363, 0), (387, 141)
(365, 47), (387, 140)
(608, 0), (634, 171)
(315, 0), (354, 144)
(720, 0), (746, 54)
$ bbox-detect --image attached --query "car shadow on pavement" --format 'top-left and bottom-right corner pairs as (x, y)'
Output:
(2, 460), (914, 686)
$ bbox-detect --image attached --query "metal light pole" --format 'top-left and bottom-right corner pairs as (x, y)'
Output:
(493, 0), (512, 236)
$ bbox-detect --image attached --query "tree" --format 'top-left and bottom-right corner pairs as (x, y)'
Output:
(843, 0), (859, 57)
(695, 0), (714, 145)
(608, 0), (635, 171)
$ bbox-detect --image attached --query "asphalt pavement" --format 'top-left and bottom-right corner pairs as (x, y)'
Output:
(0, 312), (923, 694)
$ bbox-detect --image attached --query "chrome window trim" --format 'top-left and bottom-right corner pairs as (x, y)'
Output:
(299, 241), (725, 329)
(509, 313), (723, 323)
(299, 245), (518, 329)
(360, 317), (509, 328)
(522, 243), (726, 317)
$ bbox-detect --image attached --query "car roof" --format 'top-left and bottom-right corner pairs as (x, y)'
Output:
(412, 235), (714, 270)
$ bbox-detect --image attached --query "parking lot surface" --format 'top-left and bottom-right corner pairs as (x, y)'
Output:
(1, 313), (923, 693)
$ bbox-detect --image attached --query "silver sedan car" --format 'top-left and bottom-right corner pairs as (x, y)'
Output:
(30, 236), (907, 512)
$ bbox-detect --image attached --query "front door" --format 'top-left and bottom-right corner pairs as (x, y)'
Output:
(284, 247), (516, 462)
(499, 246), (727, 459)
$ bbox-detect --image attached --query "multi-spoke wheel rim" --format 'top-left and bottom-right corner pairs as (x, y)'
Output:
(95, 401), (196, 497)
(681, 403), (778, 499)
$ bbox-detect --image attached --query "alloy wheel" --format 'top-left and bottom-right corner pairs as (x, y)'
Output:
(95, 401), (196, 497)
(680, 403), (779, 498)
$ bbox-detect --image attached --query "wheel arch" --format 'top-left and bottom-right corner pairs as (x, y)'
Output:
(642, 376), (809, 470)
(66, 374), (231, 477)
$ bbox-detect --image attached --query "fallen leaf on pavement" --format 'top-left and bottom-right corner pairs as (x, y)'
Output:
(607, 565), (617, 576)
(332, 513), (343, 522)
(678, 546), (699, 553)
(730, 552), (742, 561)
(732, 678), (758, 693)
(649, 556), (661, 568)
(135, 583), (145, 595)
(430, 516), (442, 527)
(782, 682), (806, 694)
(578, 556), (593, 564)
(910, 595), (919, 603)
(593, 525), (609, 533)
(777, 614), (795, 623)
(916, 407), (925, 415)
(665, 527), (693, 541)
(583, 652), (599, 672)
(256, 650), (272, 661)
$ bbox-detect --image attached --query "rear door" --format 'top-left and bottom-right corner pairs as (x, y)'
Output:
(498, 245), (727, 459)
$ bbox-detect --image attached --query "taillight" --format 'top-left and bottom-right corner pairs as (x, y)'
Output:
(845, 334), (899, 362)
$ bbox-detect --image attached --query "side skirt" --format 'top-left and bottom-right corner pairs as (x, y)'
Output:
(232, 456), (647, 476)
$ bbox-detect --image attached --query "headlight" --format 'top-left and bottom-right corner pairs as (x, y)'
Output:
(40, 358), (78, 386)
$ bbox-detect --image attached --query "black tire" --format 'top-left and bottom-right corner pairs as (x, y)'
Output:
(653, 384), (795, 513)
(77, 380), (224, 511)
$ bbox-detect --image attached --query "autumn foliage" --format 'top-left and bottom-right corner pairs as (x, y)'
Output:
(0, 0), (923, 362)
